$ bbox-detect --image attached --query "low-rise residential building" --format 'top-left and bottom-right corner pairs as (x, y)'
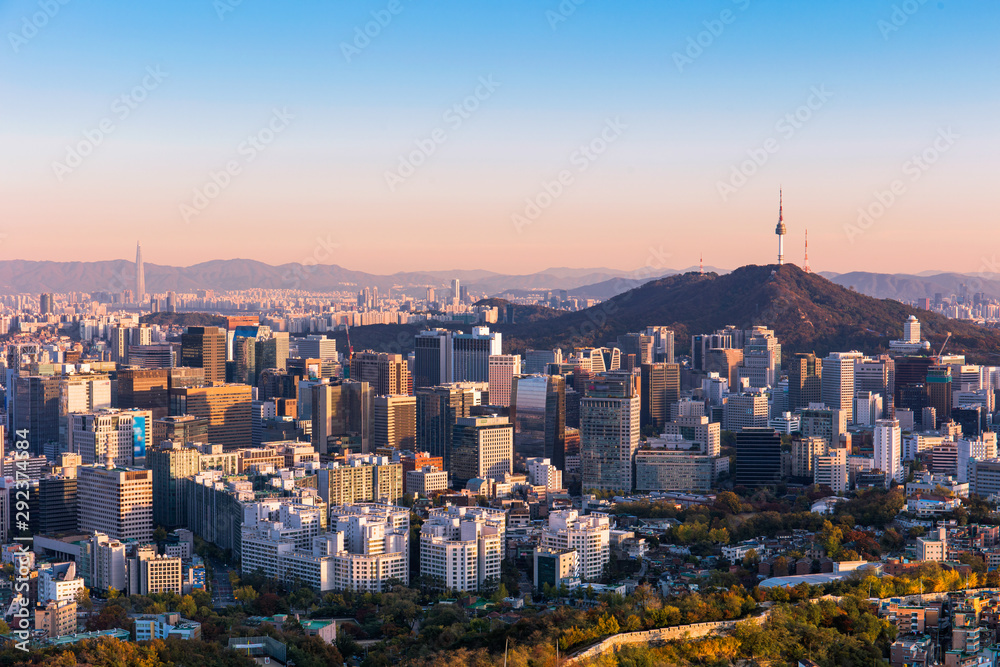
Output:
(133, 613), (202, 641)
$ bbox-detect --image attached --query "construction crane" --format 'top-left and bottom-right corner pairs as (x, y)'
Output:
(936, 331), (952, 361)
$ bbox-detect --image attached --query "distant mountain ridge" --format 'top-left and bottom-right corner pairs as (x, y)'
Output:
(0, 258), (719, 296)
(0, 258), (996, 302)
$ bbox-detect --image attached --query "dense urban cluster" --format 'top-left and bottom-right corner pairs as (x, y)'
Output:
(2, 258), (1000, 667)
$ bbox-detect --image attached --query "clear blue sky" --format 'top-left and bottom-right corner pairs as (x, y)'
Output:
(1, 0), (996, 274)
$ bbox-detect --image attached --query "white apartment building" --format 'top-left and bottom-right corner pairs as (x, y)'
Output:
(420, 506), (505, 592)
(38, 562), (85, 604)
(540, 510), (610, 582)
(526, 457), (563, 491)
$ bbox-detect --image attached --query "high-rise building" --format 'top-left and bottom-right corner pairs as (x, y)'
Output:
(297, 334), (337, 360)
(581, 373), (640, 493)
(232, 335), (256, 385)
(734, 427), (781, 488)
(419, 506), (504, 592)
(450, 415), (513, 487)
(639, 362), (680, 431)
(452, 327), (502, 383)
(373, 395), (416, 451)
(77, 465), (153, 542)
(822, 352), (860, 422)
(39, 292), (53, 315)
(539, 510), (610, 582)
(617, 333), (654, 366)
(510, 374), (566, 469)
(68, 408), (152, 467)
(643, 327), (675, 363)
(415, 383), (484, 470)
(855, 355), (895, 417)
(38, 475), (79, 535)
(925, 365), (953, 429)
(791, 435), (827, 478)
(152, 414), (209, 446)
(169, 384), (252, 450)
(814, 447), (848, 494)
(311, 381), (373, 454)
(414, 329), (453, 388)
(874, 419), (903, 483)
(738, 326), (781, 389)
(180, 327), (227, 384)
(135, 241), (145, 301)
(350, 351), (411, 396)
(118, 368), (170, 419)
(723, 392), (770, 431)
(523, 349), (563, 375)
(487, 354), (521, 407)
(787, 353), (823, 411)
(149, 441), (202, 529)
(799, 405), (847, 446)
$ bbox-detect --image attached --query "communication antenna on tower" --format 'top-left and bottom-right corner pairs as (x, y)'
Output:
(804, 229), (811, 273)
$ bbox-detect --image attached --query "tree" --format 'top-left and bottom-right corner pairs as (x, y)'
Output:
(716, 491), (743, 515)
(177, 595), (197, 618)
(153, 526), (168, 544)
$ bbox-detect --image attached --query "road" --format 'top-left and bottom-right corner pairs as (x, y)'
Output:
(209, 558), (237, 608)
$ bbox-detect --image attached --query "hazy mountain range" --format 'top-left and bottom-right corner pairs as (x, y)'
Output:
(0, 258), (997, 302)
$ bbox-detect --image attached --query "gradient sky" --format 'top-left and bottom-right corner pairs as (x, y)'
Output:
(1, 0), (997, 276)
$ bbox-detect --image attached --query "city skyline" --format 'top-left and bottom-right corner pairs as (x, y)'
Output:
(1, 1), (997, 274)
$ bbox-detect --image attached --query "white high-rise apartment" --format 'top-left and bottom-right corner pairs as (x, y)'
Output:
(488, 354), (521, 407)
(420, 506), (504, 592)
(814, 447), (848, 494)
(540, 510), (610, 582)
(874, 419), (902, 483)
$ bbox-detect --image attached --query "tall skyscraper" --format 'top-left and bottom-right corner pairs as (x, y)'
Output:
(78, 464), (153, 543)
(148, 441), (202, 529)
(414, 329), (453, 388)
(787, 353), (823, 411)
(180, 327), (227, 384)
(452, 327), (502, 383)
(450, 415), (513, 487)
(351, 351), (411, 396)
(135, 241), (145, 301)
(510, 374), (566, 469)
(580, 373), (640, 493)
(738, 326), (781, 389)
(39, 293), (53, 315)
(169, 384), (252, 450)
(640, 362), (680, 432)
(734, 427), (781, 488)
(643, 327), (675, 363)
(415, 383), (484, 470)
(373, 394), (417, 451)
(311, 380), (374, 454)
(874, 419), (903, 483)
(487, 354), (521, 407)
(821, 352), (860, 422)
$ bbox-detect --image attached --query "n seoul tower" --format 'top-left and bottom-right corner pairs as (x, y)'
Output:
(775, 189), (786, 266)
